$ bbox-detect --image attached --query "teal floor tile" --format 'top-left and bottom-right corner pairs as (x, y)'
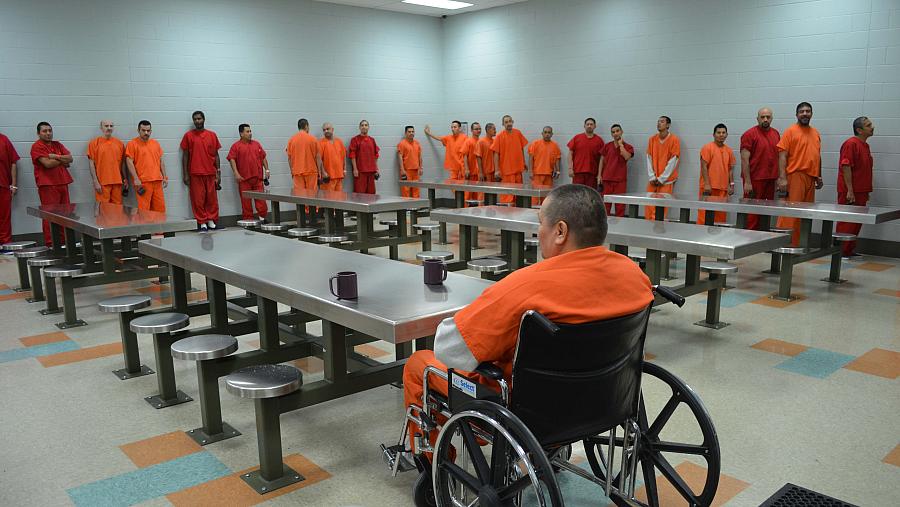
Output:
(67, 451), (230, 507)
(0, 340), (80, 364)
(775, 348), (856, 379)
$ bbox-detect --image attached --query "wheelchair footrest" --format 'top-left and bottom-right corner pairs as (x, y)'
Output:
(380, 443), (417, 474)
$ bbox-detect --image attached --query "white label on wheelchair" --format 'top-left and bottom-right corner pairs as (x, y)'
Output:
(452, 374), (478, 398)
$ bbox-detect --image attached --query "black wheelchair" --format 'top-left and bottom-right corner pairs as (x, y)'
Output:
(382, 286), (721, 506)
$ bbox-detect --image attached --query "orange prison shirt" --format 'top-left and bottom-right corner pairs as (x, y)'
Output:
(439, 133), (467, 175)
(528, 139), (561, 175)
(477, 137), (495, 177)
(87, 136), (125, 185)
(491, 129), (528, 177)
(125, 137), (164, 182)
(397, 138), (422, 174)
(646, 133), (681, 183)
(776, 124), (821, 177)
(286, 131), (320, 176)
(318, 137), (346, 180)
(699, 142), (735, 191)
(464, 137), (480, 178)
(455, 246), (653, 380)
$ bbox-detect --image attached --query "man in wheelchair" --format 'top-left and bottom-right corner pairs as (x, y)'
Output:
(386, 184), (721, 506)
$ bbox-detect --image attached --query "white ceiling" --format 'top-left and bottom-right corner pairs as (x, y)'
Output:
(311, 0), (527, 17)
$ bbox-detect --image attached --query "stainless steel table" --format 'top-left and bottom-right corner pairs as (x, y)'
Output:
(138, 229), (490, 448)
(25, 202), (196, 328)
(603, 192), (900, 298)
(243, 189), (430, 257)
(403, 178), (555, 244)
(431, 206), (790, 328)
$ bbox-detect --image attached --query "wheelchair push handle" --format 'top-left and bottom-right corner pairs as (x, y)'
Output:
(653, 285), (685, 307)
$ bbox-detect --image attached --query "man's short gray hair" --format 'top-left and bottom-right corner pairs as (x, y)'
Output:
(542, 184), (608, 247)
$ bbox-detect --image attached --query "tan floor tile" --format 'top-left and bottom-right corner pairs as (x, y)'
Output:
(751, 339), (808, 357)
(843, 348), (900, 379)
(855, 262), (894, 272)
(635, 461), (750, 507)
(19, 331), (71, 347)
(120, 431), (202, 468)
(751, 294), (806, 308)
(37, 342), (123, 367)
(874, 288), (900, 298)
(883, 444), (900, 467)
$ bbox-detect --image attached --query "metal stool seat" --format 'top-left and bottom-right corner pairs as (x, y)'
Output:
(772, 246), (808, 255)
(495, 203), (512, 207)
(99, 294), (152, 313)
(3, 240), (36, 251)
(319, 234), (349, 243)
(99, 295), (154, 380)
(467, 258), (507, 273)
(770, 227), (792, 234)
(14, 246), (50, 258)
(465, 199), (481, 207)
(130, 312), (189, 333)
(287, 227), (317, 238)
(832, 232), (857, 242)
(27, 256), (64, 268)
(412, 223), (440, 231)
(237, 218), (262, 228)
(225, 364), (304, 493)
(524, 237), (539, 247)
(130, 312), (192, 408)
(260, 223), (287, 232)
(379, 219), (399, 226)
(628, 251), (647, 262)
(172, 334), (238, 361)
(699, 261), (738, 274)
(713, 222), (734, 228)
(44, 264), (83, 278)
(416, 251), (454, 261)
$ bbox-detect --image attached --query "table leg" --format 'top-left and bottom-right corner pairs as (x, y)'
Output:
(170, 265), (189, 312)
(509, 232), (524, 270)
(207, 278), (228, 332)
(684, 255), (701, 286)
(50, 223), (64, 255)
(459, 224), (472, 262)
(395, 341), (413, 360)
(357, 212), (371, 254)
(736, 213), (747, 229)
(323, 320), (348, 385)
(704, 210), (715, 225)
(82, 235), (96, 267)
(101, 238), (116, 274)
(515, 195), (529, 208)
(627, 204), (638, 219)
(272, 202), (281, 224)
(679, 208), (691, 223)
(64, 228), (78, 260)
(421, 230), (432, 252)
(645, 250), (662, 284)
(798, 218), (813, 248)
(821, 220), (846, 283)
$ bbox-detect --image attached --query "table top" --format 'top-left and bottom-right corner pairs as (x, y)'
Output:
(243, 188), (429, 213)
(430, 206), (791, 259)
(403, 178), (555, 197)
(138, 230), (492, 343)
(602, 192), (900, 224)
(27, 203), (197, 239)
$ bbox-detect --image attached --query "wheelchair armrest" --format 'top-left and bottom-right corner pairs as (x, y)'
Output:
(473, 362), (504, 381)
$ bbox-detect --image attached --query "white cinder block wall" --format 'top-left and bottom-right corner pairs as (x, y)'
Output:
(443, 0), (900, 243)
(0, 0), (444, 233)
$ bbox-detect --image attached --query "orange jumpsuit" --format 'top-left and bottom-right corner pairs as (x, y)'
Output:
(644, 133), (680, 220)
(463, 136), (482, 203)
(775, 124), (821, 244)
(491, 129), (528, 204)
(286, 131), (320, 191)
(527, 139), (561, 205)
(125, 137), (166, 212)
(87, 136), (125, 204)
(397, 138), (422, 198)
(318, 137), (346, 191)
(697, 142), (735, 225)
(403, 246), (653, 454)
(439, 133), (467, 180)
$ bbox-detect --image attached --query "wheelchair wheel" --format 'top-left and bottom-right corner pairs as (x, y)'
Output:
(432, 400), (563, 507)
(414, 470), (437, 507)
(584, 362), (720, 507)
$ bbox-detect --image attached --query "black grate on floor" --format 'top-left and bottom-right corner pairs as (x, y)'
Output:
(759, 483), (859, 507)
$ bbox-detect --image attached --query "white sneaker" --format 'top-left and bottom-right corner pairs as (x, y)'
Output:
(199, 224), (208, 233)
(207, 220), (217, 229)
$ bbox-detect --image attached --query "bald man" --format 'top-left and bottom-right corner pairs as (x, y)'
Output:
(402, 184), (653, 458)
(87, 120), (126, 204)
(527, 126), (561, 205)
(491, 115), (528, 204)
(740, 107), (780, 230)
(319, 122), (346, 191)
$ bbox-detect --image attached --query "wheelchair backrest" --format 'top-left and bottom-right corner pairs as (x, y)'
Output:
(508, 307), (652, 447)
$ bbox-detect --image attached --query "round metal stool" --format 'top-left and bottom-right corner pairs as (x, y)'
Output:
(99, 295), (154, 379)
(130, 312), (192, 409)
(416, 251), (454, 262)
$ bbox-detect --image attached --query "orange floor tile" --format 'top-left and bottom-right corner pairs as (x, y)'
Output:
(854, 262), (894, 272)
(751, 294), (806, 308)
(883, 444), (900, 467)
(166, 453), (331, 506)
(19, 331), (71, 347)
(635, 461), (750, 507)
(751, 339), (808, 357)
(120, 431), (203, 468)
(293, 356), (324, 374)
(0, 291), (29, 302)
(874, 288), (900, 298)
(37, 342), (123, 367)
(354, 343), (390, 358)
(843, 348), (900, 379)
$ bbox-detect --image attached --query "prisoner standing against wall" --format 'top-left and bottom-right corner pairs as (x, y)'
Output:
(835, 117), (875, 258)
(227, 124), (268, 220)
(698, 124), (736, 225)
(180, 111), (222, 232)
(397, 126), (422, 198)
(644, 115), (680, 220)
(599, 124), (634, 217)
(776, 102), (822, 245)
(31, 122), (74, 246)
(567, 118), (604, 190)
(125, 120), (167, 212)
(87, 120), (126, 205)
(739, 107), (780, 230)
(350, 120), (380, 194)
(492, 115), (529, 204)
(318, 122), (346, 192)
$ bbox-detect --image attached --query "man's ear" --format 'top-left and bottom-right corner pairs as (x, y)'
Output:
(555, 220), (568, 245)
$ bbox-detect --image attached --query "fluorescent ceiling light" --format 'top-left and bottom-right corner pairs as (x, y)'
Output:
(402, 0), (474, 10)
